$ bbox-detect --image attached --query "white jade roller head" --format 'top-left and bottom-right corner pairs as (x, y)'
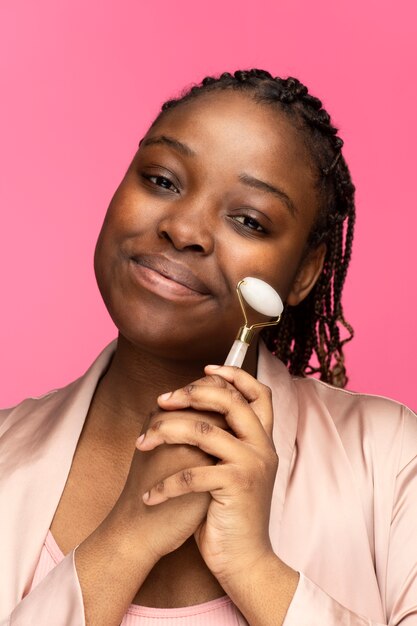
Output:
(224, 277), (284, 368)
(239, 277), (283, 318)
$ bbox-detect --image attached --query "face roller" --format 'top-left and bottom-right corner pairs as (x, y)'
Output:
(224, 277), (284, 368)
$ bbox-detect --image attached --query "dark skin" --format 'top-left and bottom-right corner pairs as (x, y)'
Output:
(51, 91), (326, 625)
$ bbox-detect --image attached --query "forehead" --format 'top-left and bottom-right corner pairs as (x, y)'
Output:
(151, 91), (309, 164)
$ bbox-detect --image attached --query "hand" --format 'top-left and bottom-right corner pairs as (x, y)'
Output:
(113, 376), (231, 563)
(114, 415), (208, 562)
(136, 365), (278, 585)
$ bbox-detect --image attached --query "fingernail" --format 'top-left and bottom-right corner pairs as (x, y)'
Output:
(205, 364), (222, 370)
(136, 434), (145, 447)
(143, 491), (150, 502)
(158, 391), (172, 401)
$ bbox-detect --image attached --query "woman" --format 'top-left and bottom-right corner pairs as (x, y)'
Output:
(1, 70), (416, 625)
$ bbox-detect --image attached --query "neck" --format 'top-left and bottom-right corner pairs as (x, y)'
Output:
(91, 333), (258, 434)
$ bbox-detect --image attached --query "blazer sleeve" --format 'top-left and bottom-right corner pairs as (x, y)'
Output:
(283, 406), (417, 626)
(2, 551), (85, 626)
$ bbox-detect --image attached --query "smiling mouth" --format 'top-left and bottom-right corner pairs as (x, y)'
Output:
(130, 255), (212, 297)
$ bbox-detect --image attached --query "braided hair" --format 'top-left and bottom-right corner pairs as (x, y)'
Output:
(153, 69), (356, 388)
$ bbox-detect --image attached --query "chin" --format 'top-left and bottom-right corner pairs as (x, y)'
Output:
(113, 313), (232, 365)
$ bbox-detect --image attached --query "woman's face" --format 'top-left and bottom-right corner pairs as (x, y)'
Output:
(94, 91), (322, 363)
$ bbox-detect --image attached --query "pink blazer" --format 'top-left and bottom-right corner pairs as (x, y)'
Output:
(1, 341), (416, 625)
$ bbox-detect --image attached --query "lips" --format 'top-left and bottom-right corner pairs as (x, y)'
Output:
(130, 254), (212, 295)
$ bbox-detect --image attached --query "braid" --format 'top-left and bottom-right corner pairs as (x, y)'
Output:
(155, 69), (356, 388)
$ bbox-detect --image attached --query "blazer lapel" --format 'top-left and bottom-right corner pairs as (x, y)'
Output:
(0, 341), (116, 614)
(257, 342), (299, 551)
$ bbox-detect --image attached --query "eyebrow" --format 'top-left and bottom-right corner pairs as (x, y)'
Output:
(140, 136), (296, 217)
(140, 135), (196, 158)
(239, 173), (297, 217)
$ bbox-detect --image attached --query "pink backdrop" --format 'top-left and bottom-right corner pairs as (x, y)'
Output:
(1, 0), (416, 409)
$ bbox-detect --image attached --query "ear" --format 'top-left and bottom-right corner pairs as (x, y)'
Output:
(286, 244), (326, 306)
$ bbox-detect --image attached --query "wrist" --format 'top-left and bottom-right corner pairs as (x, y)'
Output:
(215, 546), (277, 589)
(74, 499), (158, 626)
(103, 495), (160, 568)
(218, 551), (299, 626)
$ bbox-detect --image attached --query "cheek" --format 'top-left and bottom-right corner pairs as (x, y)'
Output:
(220, 237), (306, 306)
(103, 191), (141, 235)
(107, 170), (160, 224)
(93, 194), (135, 301)
(95, 185), (157, 258)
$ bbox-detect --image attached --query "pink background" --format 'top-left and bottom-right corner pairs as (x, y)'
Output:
(1, 0), (416, 409)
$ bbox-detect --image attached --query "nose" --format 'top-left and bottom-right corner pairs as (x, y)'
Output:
(157, 203), (215, 254)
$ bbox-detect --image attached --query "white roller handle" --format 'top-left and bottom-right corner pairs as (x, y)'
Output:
(224, 339), (248, 367)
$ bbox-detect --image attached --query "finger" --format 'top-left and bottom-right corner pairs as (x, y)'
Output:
(136, 417), (248, 462)
(204, 365), (274, 436)
(185, 373), (232, 389)
(156, 373), (233, 407)
(156, 386), (270, 445)
(142, 465), (225, 505)
(146, 407), (228, 432)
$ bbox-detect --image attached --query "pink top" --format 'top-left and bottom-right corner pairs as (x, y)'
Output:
(29, 531), (244, 625)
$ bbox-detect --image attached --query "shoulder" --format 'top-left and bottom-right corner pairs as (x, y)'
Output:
(0, 387), (59, 422)
(294, 376), (417, 472)
(0, 384), (71, 440)
(294, 374), (413, 421)
(0, 340), (117, 442)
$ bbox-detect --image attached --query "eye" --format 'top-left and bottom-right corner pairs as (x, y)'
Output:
(233, 215), (266, 233)
(143, 174), (180, 194)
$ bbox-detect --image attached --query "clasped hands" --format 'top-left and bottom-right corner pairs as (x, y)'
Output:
(134, 364), (279, 586)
